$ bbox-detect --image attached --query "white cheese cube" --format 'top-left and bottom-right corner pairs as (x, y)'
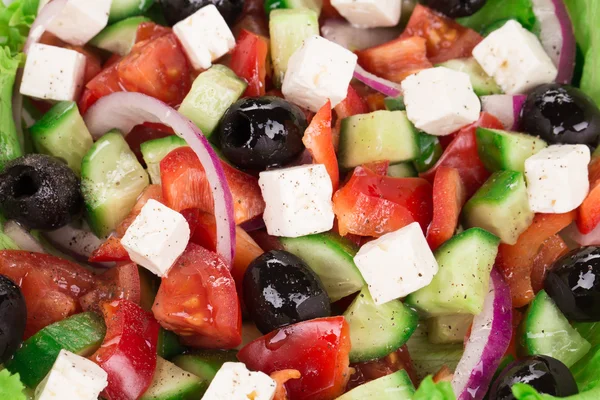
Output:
(401, 67), (481, 136)
(121, 199), (190, 277)
(472, 20), (558, 94)
(173, 4), (236, 70)
(20, 44), (86, 102)
(330, 0), (402, 28)
(354, 222), (439, 305)
(524, 145), (590, 213)
(35, 349), (108, 400)
(203, 362), (276, 400)
(259, 164), (335, 237)
(282, 35), (357, 112)
(46, 0), (111, 46)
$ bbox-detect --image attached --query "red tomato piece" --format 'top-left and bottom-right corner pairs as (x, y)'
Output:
(400, 4), (483, 63)
(152, 243), (242, 349)
(237, 316), (351, 400)
(0, 251), (95, 337)
(135, 22), (172, 43)
(80, 263), (141, 313)
(230, 29), (269, 97)
(496, 212), (575, 308)
(91, 299), (159, 400)
(321, 0), (343, 19)
(530, 235), (569, 294)
(125, 126), (175, 165)
(426, 167), (466, 251)
(160, 147), (265, 224)
(89, 236), (131, 263)
(347, 346), (417, 390)
(420, 112), (503, 198)
(577, 156), (600, 233)
(334, 85), (369, 120)
(363, 160), (390, 176)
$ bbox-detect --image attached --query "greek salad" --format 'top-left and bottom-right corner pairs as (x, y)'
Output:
(0, 0), (600, 399)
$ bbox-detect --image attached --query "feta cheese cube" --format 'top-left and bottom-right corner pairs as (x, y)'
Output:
(173, 4), (236, 70)
(282, 35), (357, 112)
(20, 44), (86, 102)
(524, 145), (590, 213)
(46, 0), (111, 46)
(35, 349), (108, 400)
(259, 164), (335, 237)
(121, 199), (190, 276)
(330, 0), (402, 28)
(401, 67), (481, 136)
(354, 222), (439, 305)
(203, 362), (277, 400)
(472, 20), (558, 94)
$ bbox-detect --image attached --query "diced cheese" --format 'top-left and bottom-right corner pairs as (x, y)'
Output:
(20, 44), (86, 102)
(45, 0), (111, 46)
(472, 20), (558, 94)
(121, 199), (190, 277)
(259, 164), (335, 237)
(401, 67), (481, 136)
(330, 0), (402, 28)
(354, 222), (439, 305)
(173, 4), (236, 70)
(524, 145), (590, 213)
(202, 362), (277, 400)
(35, 349), (108, 400)
(282, 35), (357, 112)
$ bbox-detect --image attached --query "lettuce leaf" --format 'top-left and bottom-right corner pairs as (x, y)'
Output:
(512, 383), (600, 400)
(0, 46), (23, 170)
(0, 370), (27, 400)
(413, 376), (456, 400)
(457, 0), (537, 34)
(0, 0), (39, 55)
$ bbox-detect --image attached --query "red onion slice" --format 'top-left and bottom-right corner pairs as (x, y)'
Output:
(4, 221), (46, 253)
(480, 95), (526, 130)
(452, 269), (512, 400)
(532, 0), (576, 84)
(353, 65), (402, 98)
(321, 19), (401, 51)
(83, 92), (236, 266)
(43, 224), (103, 259)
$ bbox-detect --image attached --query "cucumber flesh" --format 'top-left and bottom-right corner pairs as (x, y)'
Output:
(81, 130), (149, 237)
(522, 290), (591, 367)
(413, 131), (443, 173)
(339, 110), (420, 169)
(90, 16), (150, 56)
(5, 312), (106, 388)
(437, 58), (502, 96)
(29, 101), (93, 175)
(140, 135), (188, 184)
(336, 369), (415, 400)
(279, 233), (365, 302)
(140, 357), (205, 400)
(344, 287), (418, 363)
(157, 328), (186, 360)
(571, 345), (600, 392)
(173, 351), (238, 391)
(476, 127), (548, 173)
(178, 65), (247, 139)
(109, 0), (154, 23)
(264, 0), (322, 15)
(573, 322), (600, 347)
(387, 162), (417, 178)
(405, 228), (500, 316)
(426, 314), (474, 344)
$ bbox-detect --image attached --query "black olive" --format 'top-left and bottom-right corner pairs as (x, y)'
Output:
(545, 246), (600, 321)
(0, 275), (26, 364)
(418, 0), (487, 18)
(0, 154), (83, 231)
(520, 84), (600, 146)
(217, 97), (307, 171)
(489, 355), (578, 400)
(243, 250), (331, 334)
(158, 0), (244, 26)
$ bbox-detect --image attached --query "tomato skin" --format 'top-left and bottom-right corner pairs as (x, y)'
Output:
(91, 299), (159, 400)
(135, 22), (172, 43)
(577, 156), (600, 233)
(347, 346), (417, 390)
(80, 263), (141, 313)
(89, 236), (131, 263)
(230, 29), (269, 97)
(0, 250), (95, 337)
(363, 160), (390, 176)
(334, 85), (369, 120)
(530, 235), (569, 294)
(237, 316), (351, 400)
(152, 243), (242, 349)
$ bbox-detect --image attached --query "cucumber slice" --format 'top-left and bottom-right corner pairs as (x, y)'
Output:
(178, 65), (247, 139)
(387, 162), (417, 178)
(269, 8), (319, 87)
(462, 171), (534, 245)
(157, 328), (186, 360)
(344, 287), (418, 363)
(476, 127), (548, 173)
(573, 321), (600, 347)
(336, 369), (415, 400)
(405, 228), (500, 316)
(264, 0), (322, 15)
(81, 130), (149, 237)
(29, 101), (93, 175)
(109, 0), (154, 23)
(279, 233), (364, 302)
(5, 312), (106, 388)
(140, 357), (205, 400)
(405, 324), (464, 380)
(339, 110), (419, 169)
(413, 131), (443, 173)
(437, 58), (502, 96)
(426, 314), (474, 344)
(571, 345), (600, 392)
(522, 290), (591, 367)
(173, 351), (238, 393)
(140, 136), (188, 184)
(384, 96), (405, 111)
(90, 16), (150, 56)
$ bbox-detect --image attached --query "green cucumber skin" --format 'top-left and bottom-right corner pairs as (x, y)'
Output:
(173, 351), (238, 391)
(336, 369), (415, 400)
(387, 162), (418, 178)
(109, 0), (154, 23)
(573, 321), (600, 347)
(90, 16), (151, 56)
(140, 135), (188, 184)
(437, 58), (502, 96)
(413, 131), (443, 173)
(140, 357), (205, 400)
(157, 328), (186, 360)
(264, 0), (323, 15)
(476, 128), (548, 173)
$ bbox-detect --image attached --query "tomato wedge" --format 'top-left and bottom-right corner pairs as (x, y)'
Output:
(530, 235), (569, 294)
(80, 263), (141, 313)
(303, 101), (339, 191)
(230, 29), (269, 97)
(237, 316), (351, 400)
(334, 85), (369, 120)
(152, 243), (242, 349)
(89, 236), (130, 263)
(347, 346), (417, 390)
(577, 155), (600, 234)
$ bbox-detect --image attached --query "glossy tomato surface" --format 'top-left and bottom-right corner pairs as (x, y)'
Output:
(230, 29), (269, 97)
(80, 263), (141, 313)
